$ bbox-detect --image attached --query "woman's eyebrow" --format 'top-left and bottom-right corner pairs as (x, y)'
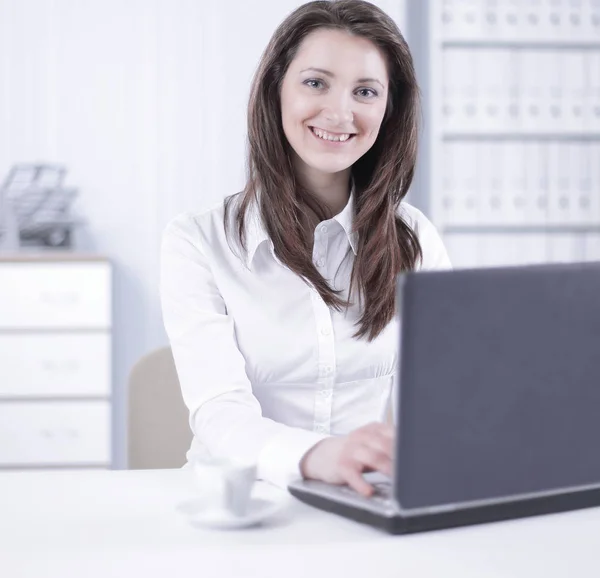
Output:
(299, 67), (384, 89)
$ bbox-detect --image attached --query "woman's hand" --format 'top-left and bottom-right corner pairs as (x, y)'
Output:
(299, 422), (394, 496)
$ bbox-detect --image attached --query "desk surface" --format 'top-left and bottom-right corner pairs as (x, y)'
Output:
(1, 468), (599, 578)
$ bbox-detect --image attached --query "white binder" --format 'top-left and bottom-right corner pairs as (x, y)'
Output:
(478, 141), (504, 226)
(563, 142), (582, 226)
(443, 233), (481, 269)
(455, 0), (483, 40)
(546, 141), (564, 227)
(591, 142), (600, 225)
(523, 142), (547, 226)
(505, 142), (528, 225)
(477, 49), (505, 133)
(460, 142), (480, 226)
(562, 51), (586, 133)
(441, 49), (461, 133)
(547, 233), (584, 263)
(520, 0), (544, 41)
(441, 142), (458, 225)
(544, 49), (564, 134)
(589, 52), (600, 133)
(519, 50), (543, 132)
(571, 142), (592, 226)
(583, 234), (600, 263)
(480, 233), (517, 267)
(439, 0), (458, 41)
(510, 233), (549, 265)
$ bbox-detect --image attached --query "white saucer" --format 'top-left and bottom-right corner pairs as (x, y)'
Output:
(179, 496), (286, 530)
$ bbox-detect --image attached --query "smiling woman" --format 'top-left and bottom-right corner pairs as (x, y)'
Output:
(160, 0), (452, 498)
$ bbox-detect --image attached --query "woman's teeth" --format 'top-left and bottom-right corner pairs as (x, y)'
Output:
(310, 127), (353, 142)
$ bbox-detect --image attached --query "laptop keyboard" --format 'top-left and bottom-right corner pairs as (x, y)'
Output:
(314, 479), (395, 512)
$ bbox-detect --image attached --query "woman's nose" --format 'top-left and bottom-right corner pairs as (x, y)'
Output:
(322, 93), (354, 127)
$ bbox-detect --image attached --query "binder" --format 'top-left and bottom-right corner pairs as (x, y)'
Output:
(520, 0), (544, 41)
(547, 233), (584, 263)
(477, 49), (503, 132)
(546, 141), (564, 227)
(456, 0), (483, 40)
(511, 233), (549, 265)
(459, 142), (480, 226)
(591, 142), (600, 225)
(564, 142), (582, 226)
(523, 142), (548, 226)
(443, 233), (481, 268)
(583, 234), (600, 262)
(572, 142), (592, 226)
(519, 50), (543, 132)
(505, 142), (528, 225)
(562, 50), (586, 133)
(481, 233), (517, 267)
(478, 142), (504, 226)
(481, 0), (502, 41)
(544, 49), (564, 134)
(496, 0), (519, 42)
(440, 0), (458, 41)
(590, 51), (600, 133)
(543, 0), (567, 44)
(581, 0), (595, 43)
(507, 49), (520, 133)
(441, 142), (458, 224)
(441, 49), (460, 133)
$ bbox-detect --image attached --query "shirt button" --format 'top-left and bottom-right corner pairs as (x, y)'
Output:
(320, 326), (331, 336)
(320, 225), (328, 234)
(315, 425), (327, 434)
(316, 258), (325, 268)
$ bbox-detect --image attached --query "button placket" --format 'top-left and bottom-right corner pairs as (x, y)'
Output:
(310, 288), (336, 434)
(312, 225), (329, 273)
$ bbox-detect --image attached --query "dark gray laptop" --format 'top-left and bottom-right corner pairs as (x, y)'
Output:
(288, 262), (600, 534)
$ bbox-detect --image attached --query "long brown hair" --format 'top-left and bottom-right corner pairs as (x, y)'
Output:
(224, 0), (422, 342)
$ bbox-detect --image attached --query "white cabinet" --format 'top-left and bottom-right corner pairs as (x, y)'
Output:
(0, 255), (112, 469)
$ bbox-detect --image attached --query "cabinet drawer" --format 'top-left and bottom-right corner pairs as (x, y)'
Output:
(0, 333), (111, 398)
(0, 401), (111, 466)
(0, 262), (111, 329)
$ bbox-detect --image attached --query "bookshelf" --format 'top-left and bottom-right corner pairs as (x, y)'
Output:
(408, 0), (600, 268)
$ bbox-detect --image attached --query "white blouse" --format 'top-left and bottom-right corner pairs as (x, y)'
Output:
(159, 192), (452, 489)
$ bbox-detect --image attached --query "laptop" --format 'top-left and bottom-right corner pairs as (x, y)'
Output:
(288, 261), (600, 534)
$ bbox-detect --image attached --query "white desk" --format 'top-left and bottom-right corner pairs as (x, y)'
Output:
(1, 468), (599, 578)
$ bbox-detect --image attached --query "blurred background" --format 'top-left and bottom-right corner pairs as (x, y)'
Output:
(0, 0), (598, 472)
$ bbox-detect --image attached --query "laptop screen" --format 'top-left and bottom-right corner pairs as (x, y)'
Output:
(394, 263), (600, 512)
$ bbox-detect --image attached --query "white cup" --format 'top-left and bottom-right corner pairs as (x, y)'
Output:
(192, 457), (257, 517)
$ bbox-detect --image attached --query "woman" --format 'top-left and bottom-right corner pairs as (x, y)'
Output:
(160, 0), (451, 497)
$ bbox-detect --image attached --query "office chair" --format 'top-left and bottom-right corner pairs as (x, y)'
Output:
(127, 346), (192, 469)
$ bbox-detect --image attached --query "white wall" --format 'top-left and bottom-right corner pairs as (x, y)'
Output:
(0, 0), (407, 468)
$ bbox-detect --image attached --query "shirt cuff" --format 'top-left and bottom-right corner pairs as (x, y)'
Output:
(256, 427), (330, 489)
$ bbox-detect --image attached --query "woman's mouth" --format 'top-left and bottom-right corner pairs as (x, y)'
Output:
(308, 126), (356, 144)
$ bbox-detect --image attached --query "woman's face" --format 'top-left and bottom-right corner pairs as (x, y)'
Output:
(280, 28), (389, 179)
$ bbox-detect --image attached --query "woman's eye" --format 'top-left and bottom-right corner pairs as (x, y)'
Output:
(357, 88), (377, 98)
(305, 79), (324, 89)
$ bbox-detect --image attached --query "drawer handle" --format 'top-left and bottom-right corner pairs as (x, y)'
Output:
(41, 359), (81, 373)
(39, 291), (80, 306)
(39, 428), (80, 439)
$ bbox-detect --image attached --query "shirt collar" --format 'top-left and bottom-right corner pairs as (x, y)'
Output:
(245, 183), (358, 270)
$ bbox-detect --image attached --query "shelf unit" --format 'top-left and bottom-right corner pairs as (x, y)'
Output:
(408, 0), (600, 268)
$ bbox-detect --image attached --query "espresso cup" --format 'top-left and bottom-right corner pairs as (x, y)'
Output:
(192, 457), (257, 517)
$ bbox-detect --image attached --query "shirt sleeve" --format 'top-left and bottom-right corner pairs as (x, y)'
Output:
(159, 213), (328, 489)
(409, 207), (453, 271)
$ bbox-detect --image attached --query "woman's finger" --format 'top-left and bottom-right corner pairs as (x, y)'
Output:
(351, 445), (393, 477)
(338, 463), (374, 497)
